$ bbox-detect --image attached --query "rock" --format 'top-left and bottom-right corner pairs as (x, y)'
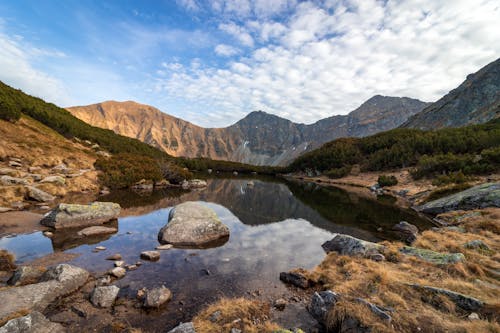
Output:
(140, 251), (160, 261)
(0, 168), (21, 177)
(51, 164), (69, 174)
(0, 264), (88, 324)
(279, 271), (312, 289)
(77, 226), (117, 237)
(188, 179), (207, 188)
(131, 179), (153, 191)
(11, 201), (29, 210)
(158, 202), (230, 247)
(369, 253), (386, 262)
(43, 231), (54, 237)
(39, 206), (51, 211)
(40, 202), (121, 229)
(464, 240), (491, 251)
(322, 234), (384, 258)
(8, 161), (22, 168)
(230, 329), (241, 333)
(27, 174), (42, 182)
(114, 261), (125, 267)
(95, 246), (106, 251)
(90, 285), (120, 308)
(127, 265), (138, 271)
(106, 253), (122, 260)
(400, 246), (465, 264)
(247, 181), (254, 187)
(209, 310), (221, 322)
(0, 175), (29, 185)
(167, 322), (196, 333)
(155, 179), (171, 188)
(0, 207), (13, 213)
(40, 176), (66, 185)
(416, 183), (500, 214)
(49, 310), (78, 325)
(29, 167), (42, 173)
(468, 312), (480, 320)
(156, 244), (173, 250)
(0, 311), (65, 333)
(8, 266), (46, 286)
(143, 286), (172, 308)
(309, 290), (341, 324)
(233, 171), (238, 176)
(408, 284), (484, 311)
(392, 221), (418, 244)
(96, 275), (111, 286)
(109, 267), (126, 279)
(274, 298), (287, 311)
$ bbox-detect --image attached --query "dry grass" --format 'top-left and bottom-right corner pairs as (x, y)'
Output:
(193, 298), (283, 333)
(0, 249), (16, 271)
(308, 209), (500, 333)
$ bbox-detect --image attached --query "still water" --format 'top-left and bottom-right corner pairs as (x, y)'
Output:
(0, 177), (431, 329)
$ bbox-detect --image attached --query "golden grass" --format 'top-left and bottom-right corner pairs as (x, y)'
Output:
(308, 209), (500, 333)
(193, 298), (282, 333)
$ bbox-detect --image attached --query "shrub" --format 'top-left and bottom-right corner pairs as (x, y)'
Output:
(0, 100), (21, 122)
(432, 171), (469, 186)
(325, 166), (351, 179)
(378, 175), (398, 187)
(160, 162), (193, 184)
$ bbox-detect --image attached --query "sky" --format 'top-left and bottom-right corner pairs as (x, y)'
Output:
(0, 0), (499, 127)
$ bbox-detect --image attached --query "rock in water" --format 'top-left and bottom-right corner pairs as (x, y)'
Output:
(140, 251), (160, 261)
(416, 182), (500, 214)
(77, 226), (117, 237)
(143, 286), (172, 308)
(40, 202), (121, 229)
(0, 311), (65, 333)
(167, 322), (196, 333)
(158, 202), (229, 247)
(90, 285), (120, 308)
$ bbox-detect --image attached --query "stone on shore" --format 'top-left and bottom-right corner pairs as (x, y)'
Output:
(40, 202), (121, 229)
(400, 246), (465, 264)
(26, 186), (55, 203)
(0, 175), (29, 186)
(392, 221), (419, 244)
(416, 182), (500, 214)
(0, 311), (65, 333)
(90, 285), (120, 308)
(7, 266), (46, 286)
(279, 271), (312, 289)
(158, 202), (229, 247)
(167, 322), (196, 333)
(143, 286), (172, 308)
(322, 234), (384, 258)
(408, 284), (484, 311)
(40, 176), (65, 185)
(77, 226), (117, 237)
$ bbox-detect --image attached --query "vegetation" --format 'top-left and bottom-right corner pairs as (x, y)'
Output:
(325, 166), (352, 179)
(288, 119), (500, 180)
(178, 157), (283, 175)
(377, 175), (398, 187)
(0, 99), (21, 122)
(431, 171), (470, 186)
(425, 183), (473, 202)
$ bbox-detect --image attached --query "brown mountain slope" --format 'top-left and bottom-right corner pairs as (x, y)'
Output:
(402, 57), (500, 130)
(68, 96), (428, 166)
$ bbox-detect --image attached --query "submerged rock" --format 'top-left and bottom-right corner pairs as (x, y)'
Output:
(400, 246), (465, 264)
(167, 322), (196, 333)
(408, 284), (484, 311)
(322, 234), (384, 258)
(77, 226), (117, 237)
(0, 311), (65, 333)
(90, 285), (120, 308)
(40, 202), (121, 229)
(416, 182), (500, 214)
(143, 286), (172, 308)
(140, 251), (160, 261)
(158, 202), (229, 247)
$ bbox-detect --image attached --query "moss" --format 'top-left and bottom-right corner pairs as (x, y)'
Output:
(400, 246), (465, 264)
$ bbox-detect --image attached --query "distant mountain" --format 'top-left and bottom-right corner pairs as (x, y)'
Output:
(402, 58), (500, 130)
(68, 96), (428, 166)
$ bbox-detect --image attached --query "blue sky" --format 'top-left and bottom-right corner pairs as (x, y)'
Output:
(0, 0), (499, 127)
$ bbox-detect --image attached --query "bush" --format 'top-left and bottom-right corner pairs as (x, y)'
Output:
(0, 100), (21, 122)
(378, 175), (398, 187)
(432, 171), (469, 186)
(160, 162), (193, 184)
(325, 166), (351, 179)
(95, 153), (163, 189)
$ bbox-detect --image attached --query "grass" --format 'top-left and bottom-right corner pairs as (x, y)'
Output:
(0, 249), (16, 271)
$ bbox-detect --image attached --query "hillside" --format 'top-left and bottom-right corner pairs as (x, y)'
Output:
(402, 57), (500, 129)
(67, 96), (428, 166)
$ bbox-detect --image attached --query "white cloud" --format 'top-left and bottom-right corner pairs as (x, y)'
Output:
(215, 44), (240, 56)
(176, 0), (200, 12)
(157, 0), (500, 126)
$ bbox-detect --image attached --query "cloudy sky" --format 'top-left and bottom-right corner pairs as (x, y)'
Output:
(0, 0), (499, 127)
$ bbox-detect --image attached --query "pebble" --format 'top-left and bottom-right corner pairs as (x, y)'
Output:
(114, 260), (125, 267)
(127, 265), (138, 271)
(95, 246), (106, 251)
(468, 312), (480, 320)
(106, 253), (122, 260)
(43, 231), (54, 237)
(274, 298), (287, 311)
(156, 244), (173, 250)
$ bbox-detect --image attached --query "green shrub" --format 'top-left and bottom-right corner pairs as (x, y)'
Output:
(325, 166), (351, 179)
(431, 171), (469, 186)
(0, 100), (21, 122)
(377, 175), (398, 187)
(481, 146), (500, 164)
(160, 161), (193, 184)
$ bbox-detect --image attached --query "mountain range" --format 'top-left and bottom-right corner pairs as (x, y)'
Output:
(67, 96), (428, 166)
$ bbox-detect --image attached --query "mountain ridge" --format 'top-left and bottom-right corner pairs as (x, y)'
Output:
(68, 95), (428, 166)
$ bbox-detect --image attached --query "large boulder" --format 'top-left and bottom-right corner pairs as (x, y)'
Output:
(416, 183), (500, 214)
(0, 311), (65, 333)
(400, 246), (465, 264)
(322, 234), (384, 258)
(40, 202), (121, 229)
(0, 264), (89, 324)
(158, 202), (229, 247)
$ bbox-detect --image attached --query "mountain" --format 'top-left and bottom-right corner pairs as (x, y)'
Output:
(68, 96), (428, 166)
(403, 58), (500, 130)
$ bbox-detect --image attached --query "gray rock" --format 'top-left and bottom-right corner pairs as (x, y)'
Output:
(8, 161), (22, 168)
(274, 298), (287, 311)
(400, 246), (465, 264)
(468, 312), (480, 320)
(40, 175), (66, 185)
(392, 221), (418, 244)
(167, 322), (196, 333)
(309, 290), (341, 324)
(0, 168), (21, 176)
(0, 207), (13, 213)
(409, 284), (484, 311)
(77, 226), (117, 237)
(322, 234), (384, 258)
(209, 310), (221, 322)
(143, 286), (172, 308)
(26, 186), (55, 202)
(40, 202), (121, 229)
(8, 266), (46, 286)
(230, 329), (241, 333)
(140, 251), (160, 261)
(27, 174), (42, 182)
(90, 285), (120, 308)
(0, 175), (29, 185)
(0, 311), (65, 333)
(279, 271), (312, 289)
(464, 240), (491, 251)
(28, 167), (42, 173)
(0, 264), (88, 324)
(416, 183), (500, 214)
(158, 202), (229, 247)
(106, 253), (122, 260)
(109, 267), (126, 279)
(156, 244), (173, 250)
